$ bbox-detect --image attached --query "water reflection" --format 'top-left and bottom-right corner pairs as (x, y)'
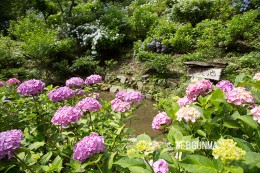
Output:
(99, 91), (163, 140)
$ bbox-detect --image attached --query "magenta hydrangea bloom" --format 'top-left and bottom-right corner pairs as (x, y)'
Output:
(48, 86), (75, 102)
(0, 129), (23, 159)
(176, 106), (201, 122)
(17, 79), (45, 96)
(216, 80), (234, 93)
(251, 105), (260, 124)
(88, 92), (100, 99)
(51, 106), (83, 127)
(85, 74), (102, 85)
(75, 89), (86, 96)
(177, 96), (194, 108)
(152, 159), (169, 173)
(226, 87), (254, 105)
(152, 112), (172, 131)
(76, 97), (101, 112)
(0, 81), (4, 87)
(253, 73), (260, 81)
(116, 91), (143, 103)
(66, 77), (84, 88)
(73, 133), (105, 162)
(6, 78), (20, 85)
(186, 79), (213, 100)
(111, 98), (131, 112)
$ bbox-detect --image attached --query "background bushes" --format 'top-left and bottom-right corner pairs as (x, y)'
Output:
(0, 0), (259, 82)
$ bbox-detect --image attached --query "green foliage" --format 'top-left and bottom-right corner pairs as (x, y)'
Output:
(0, 35), (27, 79)
(168, 23), (194, 53)
(70, 1), (103, 25)
(145, 54), (173, 74)
(171, 0), (214, 26)
(99, 6), (129, 33)
(71, 55), (101, 75)
(220, 10), (260, 47)
(194, 19), (224, 49)
(128, 5), (158, 40)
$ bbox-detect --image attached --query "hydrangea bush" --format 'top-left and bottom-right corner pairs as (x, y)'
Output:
(115, 73), (260, 172)
(1, 73), (260, 172)
(0, 74), (143, 172)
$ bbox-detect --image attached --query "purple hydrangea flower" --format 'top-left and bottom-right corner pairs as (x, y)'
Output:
(66, 77), (84, 88)
(116, 91), (143, 103)
(226, 87), (254, 105)
(76, 97), (101, 112)
(151, 159), (169, 173)
(75, 89), (86, 96)
(152, 112), (172, 131)
(0, 81), (4, 87)
(177, 96), (194, 108)
(51, 106), (83, 127)
(186, 79), (213, 100)
(111, 98), (131, 112)
(85, 74), (102, 85)
(48, 86), (75, 102)
(17, 79), (45, 96)
(73, 133), (105, 162)
(6, 78), (20, 85)
(0, 129), (23, 159)
(251, 105), (260, 124)
(216, 80), (234, 93)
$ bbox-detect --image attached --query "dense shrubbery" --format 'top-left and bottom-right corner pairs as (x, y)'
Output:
(0, 0), (259, 81)
(2, 74), (260, 172)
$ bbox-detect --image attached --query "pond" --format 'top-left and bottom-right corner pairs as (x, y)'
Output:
(99, 91), (163, 140)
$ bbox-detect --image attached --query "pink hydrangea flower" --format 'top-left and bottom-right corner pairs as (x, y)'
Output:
(176, 106), (201, 122)
(111, 98), (131, 112)
(177, 96), (194, 108)
(116, 91), (143, 103)
(186, 79), (213, 100)
(0, 81), (4, 87)
(48, 86), (75, 102)
(88, 92), (100, 99)
(6, 78), (20, 85)
(0, 129), (23, 159)
(73, 133), (105, 162)
(251, 105), (260, 124)
(51, 106), (83, 127)
(76, 97), (101, 112)
(75, 89), (86, 96)
(152, 112), (172, 131)
(226, 87), (254, 105)
(151, 159), (169, 173)
(85, 74), (102, 85)
(66, 77), (84, 88)
(17, 79), (45, 96)
(253, 73), (260, 80)
(216, 80), (234, 93)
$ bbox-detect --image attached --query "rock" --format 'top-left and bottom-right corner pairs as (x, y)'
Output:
(126, 88), (135, 92)
(110, 86), (124, 93)
(117, 75), (127, 84)
(105, 74), (114, 82)
(100, 84), (111, 91)
(167, 79), (177, 88)
(141, 74), (150, 80)
(145, 94), (153, 99)
(137, 81), (143, 91)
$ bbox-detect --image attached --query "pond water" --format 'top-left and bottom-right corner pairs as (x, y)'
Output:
(99, 92), (163, 140)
